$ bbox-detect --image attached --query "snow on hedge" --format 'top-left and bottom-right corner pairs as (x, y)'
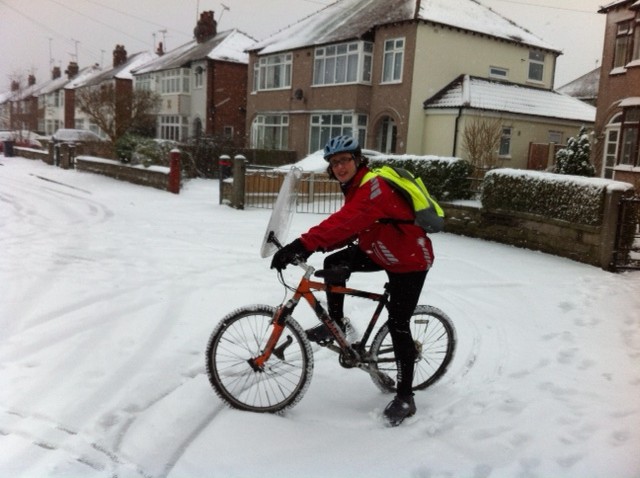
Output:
(482, 168), (634, 226)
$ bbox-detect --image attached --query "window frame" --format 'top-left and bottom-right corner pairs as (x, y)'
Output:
(251, 114), (289, 150)
(158, 69), (190, 95)
(618, 107), (640, 167)
(603, 114), (622, 179)
(498, 126), (513, 157)
(312, 41), (373, 86)
(254, 53), (293, 91)
(632, 17), (640, 62)
(158, 114), (189, 141)
(613, 20), (633, 68)
(194, 66), (204, 89)
(308, 113), (367, 153)
(489, 66), (509, 79)
(527, 50), (545, 83)
(381, 37), (405, 84)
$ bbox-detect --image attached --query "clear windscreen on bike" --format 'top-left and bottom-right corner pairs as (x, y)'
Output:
(260, 167), (302, 258)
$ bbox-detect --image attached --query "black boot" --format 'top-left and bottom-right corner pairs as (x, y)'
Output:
(383, 394), (416, 427)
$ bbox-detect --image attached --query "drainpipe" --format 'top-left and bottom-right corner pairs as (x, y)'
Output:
(452, 75), (470, 157)
(452, 105), (463, 157)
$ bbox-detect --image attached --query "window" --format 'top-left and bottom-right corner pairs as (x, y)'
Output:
(313, 41), (373, 85)
(548, 131), (563, 144)
(194, 66), (204, 89)
(603, 114), (622, 178)
(614, 21), (633, 68)
(159, 69), (190, 94)
(251, 115), (289, 149)
(45, 119), (61, 135)
(489, 67), (509, 79)
(382, 38), (404, 83)
(528, 50), (545, 82)
(309, 113), (367, 152)
(252, 63), (259, 93)
(136, 74), (153, 91)
(499, 127), (512, 156)
(633, 19), (640, 62)
(619, 107), (640, 166)
(224, 126), (234, 139)
(159, 115), (188, 141)
(255, 53), (292, 91)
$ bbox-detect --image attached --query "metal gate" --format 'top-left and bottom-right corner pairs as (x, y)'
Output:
(612, 195), (640, 271)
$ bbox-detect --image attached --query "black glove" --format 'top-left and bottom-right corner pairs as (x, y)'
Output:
(270, 238), (312, 270)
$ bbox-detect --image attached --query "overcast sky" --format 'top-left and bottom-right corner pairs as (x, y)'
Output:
(0, 0), (607, 90)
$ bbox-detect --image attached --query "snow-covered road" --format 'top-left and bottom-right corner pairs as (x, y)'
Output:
(1, 157), (639, 477)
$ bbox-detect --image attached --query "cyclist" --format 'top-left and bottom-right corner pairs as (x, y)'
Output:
(270, 134), (435, 426)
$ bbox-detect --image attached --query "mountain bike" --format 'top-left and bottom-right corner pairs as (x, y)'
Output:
(205, 235), (456, 414)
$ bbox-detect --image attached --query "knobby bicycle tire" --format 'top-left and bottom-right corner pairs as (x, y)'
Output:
(206, 305), (314, 413)
(369, 305), (456, 393)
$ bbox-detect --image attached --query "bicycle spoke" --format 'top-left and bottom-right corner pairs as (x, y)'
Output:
(206, 306), (314, 413)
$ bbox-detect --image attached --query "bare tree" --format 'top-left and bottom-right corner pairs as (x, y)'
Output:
(76, 84), (160, 143)
(462, 116), (503, 170)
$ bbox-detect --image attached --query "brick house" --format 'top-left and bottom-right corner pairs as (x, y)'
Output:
(66, 46), (157, 139)
(132, 11), (255, 146)
(246, 0), (595, 168)
(0, 84), (18, 130)
(9, 74), (39, 132)
(593, 0), (640, 188)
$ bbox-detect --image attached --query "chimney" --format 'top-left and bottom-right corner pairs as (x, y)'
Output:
(113, 44), (127, 67)
(52, 66), (61, 80)
(156, 41), (165, 56)
(193, 11), (217, 43)
(65, 61), (79, 79)
(11, 80), (20, 91)
(28, 74), (36, 86)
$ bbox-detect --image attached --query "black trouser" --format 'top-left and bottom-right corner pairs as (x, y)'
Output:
(323, 245), (428, 397)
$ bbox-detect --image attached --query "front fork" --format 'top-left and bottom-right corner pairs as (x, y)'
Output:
(248, 301), (295, 370)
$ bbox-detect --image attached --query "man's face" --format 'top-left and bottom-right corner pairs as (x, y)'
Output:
(329, 153), (357, 183)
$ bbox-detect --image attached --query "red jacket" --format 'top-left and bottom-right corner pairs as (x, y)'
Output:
(300, 167), (434, 273)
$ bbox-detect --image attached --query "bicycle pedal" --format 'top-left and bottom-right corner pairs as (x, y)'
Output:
(316, 338), (334, 347)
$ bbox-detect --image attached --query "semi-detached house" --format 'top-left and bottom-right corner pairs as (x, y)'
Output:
(247, 0), (595, 169)
(594, 0), (640, 189)
(132, 11), (256, 146)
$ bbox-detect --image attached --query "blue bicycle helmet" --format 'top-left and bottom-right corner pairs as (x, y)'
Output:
(323, 135), (361, 160)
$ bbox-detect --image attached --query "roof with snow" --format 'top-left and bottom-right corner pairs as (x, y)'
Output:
(557, 67), (600, 102)
(133, 29), (256, 75)
(78, 51), (158, 88)
(424, 75), (596, 122)
(64, 65), (104, 90)
(250, 0), (557, 55)
(37, 75), (74, 96)
(599, 0), (640, 12)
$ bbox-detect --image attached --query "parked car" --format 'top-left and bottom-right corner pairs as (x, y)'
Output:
(0, 130), (44, 152)
(52, 128), (105, 144)
(276, 148), (383, 173)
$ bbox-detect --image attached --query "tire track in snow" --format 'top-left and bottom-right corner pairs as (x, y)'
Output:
(0, 407), (152, 477)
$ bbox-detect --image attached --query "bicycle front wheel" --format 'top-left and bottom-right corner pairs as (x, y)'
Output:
(369, 305), (456, 393)
(206, 305), (314, 413)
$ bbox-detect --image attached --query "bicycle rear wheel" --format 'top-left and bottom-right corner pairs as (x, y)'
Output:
(206, 305), (314, 413)
(369, 305), (456, 393)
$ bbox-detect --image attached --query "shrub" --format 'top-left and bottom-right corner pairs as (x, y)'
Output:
(115, 133), (176, 167)
(482, 169), (610, 226)
(554, 126), (596, 177)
